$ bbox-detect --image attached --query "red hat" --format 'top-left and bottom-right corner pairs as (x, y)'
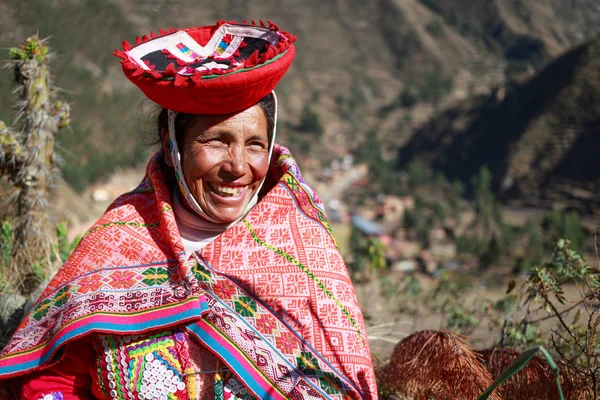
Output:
(114, 20), (296, 114)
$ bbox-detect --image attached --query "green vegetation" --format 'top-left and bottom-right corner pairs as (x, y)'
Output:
(0, 223), (13, 293)
(562, 211), (586, 252)
(471, 167), (496, 229)
(354, 132), (402, 195)
(348, 227), (386, 278)
(297, 102), (324, 135)
(425, 20), (445, 37)
(407, 158), (433, 187)
(524, 217), (545, 267)
(54, 222), (80, 264)
(396, 69), (455, 109)
(0, 0), (147, 192)
(417, 68), (455, 107)
(0, 220), (79, 289)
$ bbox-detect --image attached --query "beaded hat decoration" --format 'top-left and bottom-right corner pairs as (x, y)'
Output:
(114, 20), (296, 114)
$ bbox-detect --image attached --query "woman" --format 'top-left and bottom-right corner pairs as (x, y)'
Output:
(0, 20), (377, 399)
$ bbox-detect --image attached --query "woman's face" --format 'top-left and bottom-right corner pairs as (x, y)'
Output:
(163, 105), (270, 223)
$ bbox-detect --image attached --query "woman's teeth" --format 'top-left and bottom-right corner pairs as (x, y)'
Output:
(210, 183), (244, 197)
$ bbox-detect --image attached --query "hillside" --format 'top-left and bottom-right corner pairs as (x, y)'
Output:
(418, 0), (600, 61)
(398, 36), (600, 214)
(1, 0), (599, 204)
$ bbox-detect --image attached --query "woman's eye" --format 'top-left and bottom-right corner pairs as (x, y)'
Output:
(204, 137), (224, 144)
(248, 141), (266, 149)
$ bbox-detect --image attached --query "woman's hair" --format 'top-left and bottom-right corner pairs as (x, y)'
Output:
(156, 93), (275, 149)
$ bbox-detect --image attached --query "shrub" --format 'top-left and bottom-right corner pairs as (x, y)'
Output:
(298, 102), (324, 135)
(399, 88), (419, 108)
(562, 211), (585, 253)
(407, 158), (433, 187)
(425, 20), (445, 37)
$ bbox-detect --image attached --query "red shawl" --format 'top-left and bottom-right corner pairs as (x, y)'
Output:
(0, 145), (377, 399)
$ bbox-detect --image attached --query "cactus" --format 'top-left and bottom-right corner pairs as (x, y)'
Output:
(0, 35), (70, 294)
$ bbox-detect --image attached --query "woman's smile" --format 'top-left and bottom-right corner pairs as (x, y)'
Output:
(206, 182), (248, 198)
(207, 182), (246, 196)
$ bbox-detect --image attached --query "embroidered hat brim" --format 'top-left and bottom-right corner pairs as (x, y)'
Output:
(114, 20), (296, 114)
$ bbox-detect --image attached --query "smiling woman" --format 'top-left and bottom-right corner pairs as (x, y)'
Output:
(159, 96), (273, 224)
(0, 20), (377, 400)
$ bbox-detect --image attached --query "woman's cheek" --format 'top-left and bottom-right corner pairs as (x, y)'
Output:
(184, 147), (221, 178)
(252, 152), (270, 178)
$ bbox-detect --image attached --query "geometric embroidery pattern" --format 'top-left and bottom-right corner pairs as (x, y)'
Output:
(95, 331), (188, 400)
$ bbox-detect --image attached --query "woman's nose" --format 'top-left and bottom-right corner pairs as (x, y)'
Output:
(222, 146), (247, 177)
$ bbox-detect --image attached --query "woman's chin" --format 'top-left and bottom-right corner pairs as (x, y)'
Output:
(209, 211), (244, 224)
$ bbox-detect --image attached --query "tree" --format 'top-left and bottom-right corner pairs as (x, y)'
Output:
(562, 211), (585, 253)
(407, 158), (433, 187)
(480, 234), (501, 269)
(471, 166), (495, 230)
(449, 179), (465, 214)
(542, 210), (563, 243)
(418, 68), (454, 109)
(348, 227), (386, 278)
(298, 102), (323, 135)
(399, 88), (419, 108)
(403, 208), (420, 231)
(0, 36), (70, 293)
(524, 218), (544, 267)
(433, 202), (447, 224)
(356, 132), (402, 195)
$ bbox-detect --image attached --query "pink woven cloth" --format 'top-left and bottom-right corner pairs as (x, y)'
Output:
(0, 145), (377, 399)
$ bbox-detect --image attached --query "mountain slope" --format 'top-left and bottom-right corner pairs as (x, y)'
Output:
(417, 0), (600, 62)
(397, 36), (600, 213)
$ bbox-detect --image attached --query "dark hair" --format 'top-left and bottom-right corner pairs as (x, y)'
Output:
(156, 93), (275, 149)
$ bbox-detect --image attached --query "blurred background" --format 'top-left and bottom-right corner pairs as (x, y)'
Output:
(1, 0), (600, 364)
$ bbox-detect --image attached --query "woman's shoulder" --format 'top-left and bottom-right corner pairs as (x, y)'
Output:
(46, 180), (167, 289)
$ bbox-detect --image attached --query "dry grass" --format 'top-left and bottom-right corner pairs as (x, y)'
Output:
(480, 347), (592, 400)
(376, 330), (502, 400)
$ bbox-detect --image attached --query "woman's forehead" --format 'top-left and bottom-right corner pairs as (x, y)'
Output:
(187, 105), (268, 137)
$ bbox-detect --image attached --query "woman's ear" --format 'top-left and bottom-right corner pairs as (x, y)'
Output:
(160, 127), (174, 167)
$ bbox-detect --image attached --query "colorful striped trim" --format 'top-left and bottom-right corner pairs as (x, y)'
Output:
(242, 219), (365, 345)
(0, 295), (208, 379)
(176, 42), (200, 59)
(212, 40), (229, 56)
(186, 320), (288, 400)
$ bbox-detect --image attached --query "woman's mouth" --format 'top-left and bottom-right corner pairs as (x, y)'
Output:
(208, 182), (246, 197)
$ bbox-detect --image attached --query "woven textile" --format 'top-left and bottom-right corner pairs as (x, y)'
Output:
(94, 329), (226, 399)
(0, 145), (376, 399)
